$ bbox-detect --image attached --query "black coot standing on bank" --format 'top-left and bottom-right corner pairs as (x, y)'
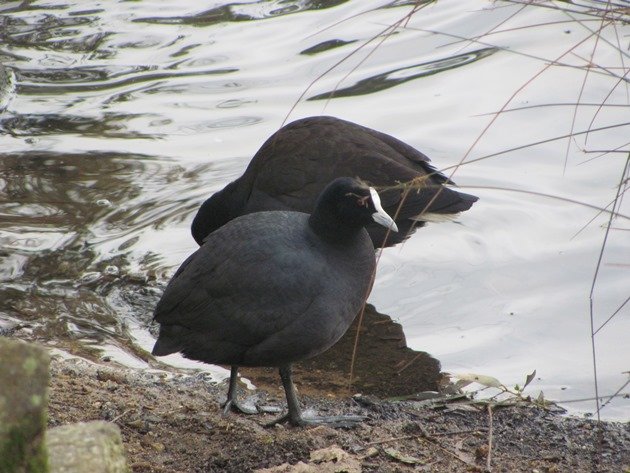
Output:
(152, 177), (398, 426)
(192, 116), (478, 248)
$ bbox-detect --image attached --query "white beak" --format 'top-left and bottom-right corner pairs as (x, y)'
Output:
(369, 187), (398, 232)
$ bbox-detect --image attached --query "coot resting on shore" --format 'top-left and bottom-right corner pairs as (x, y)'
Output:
(153, 177), (398, 426)
(192, 116), (477, 248)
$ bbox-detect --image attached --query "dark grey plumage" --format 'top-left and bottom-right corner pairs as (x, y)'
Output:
(154, 212), (373, 365)
(153, 177), (397, 426)
(192, 115), (478, 247)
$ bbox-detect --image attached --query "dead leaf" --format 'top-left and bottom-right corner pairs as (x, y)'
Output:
(383, 447), (424, 464)
(255, 461), (311, 473)
(310, 445), (348, 463)
(523, 370), (537, 390)
(451, 373), (504, 389)
(360, 447), (379, 459)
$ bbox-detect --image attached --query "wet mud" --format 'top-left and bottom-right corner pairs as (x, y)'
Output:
(47, 355), (630, 473)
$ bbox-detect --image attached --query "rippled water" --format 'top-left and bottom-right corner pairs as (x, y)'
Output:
(1, 0), (628, 420)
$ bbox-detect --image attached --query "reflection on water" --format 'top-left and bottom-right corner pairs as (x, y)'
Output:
(309, 47), (498, 100)
(0, 151), (210, 361)
(0, 7), (104, 53)
(3, 152), (158, 239)
(136, 0), (350, 25)
(300, 39), (358, 56)
(0, 64), (16, 113)
(1, 113), (159, 138)
(16, 66), (239, 95)
(0, 0), (628, 419)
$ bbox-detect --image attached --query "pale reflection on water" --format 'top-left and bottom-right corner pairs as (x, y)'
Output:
(0, 0), (628, 419)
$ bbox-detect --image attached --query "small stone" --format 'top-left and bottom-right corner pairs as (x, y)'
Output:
(150, 442), (165, 453)
(47, 421), (129, 473)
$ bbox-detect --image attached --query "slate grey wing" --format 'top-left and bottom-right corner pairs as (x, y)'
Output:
(354, 119), (453, 184)
(244, 116), (472, 213)
(246, 116), (450, 181)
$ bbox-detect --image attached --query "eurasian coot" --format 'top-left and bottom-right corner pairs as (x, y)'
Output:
(153, 177), (398, 426)
(192, 116), (478, 248)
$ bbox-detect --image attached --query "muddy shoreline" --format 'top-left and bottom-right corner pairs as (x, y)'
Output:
(47, 353), (629, 472)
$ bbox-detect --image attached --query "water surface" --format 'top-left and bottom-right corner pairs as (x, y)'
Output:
(1, 0), (628, 420)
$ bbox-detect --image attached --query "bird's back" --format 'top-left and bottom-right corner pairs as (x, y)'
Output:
(242, 116), (444, 213)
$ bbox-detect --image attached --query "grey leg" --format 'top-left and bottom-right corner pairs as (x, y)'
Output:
(280, 364), (304, 425)
(264, 364), (366, 428)
(222, 365), (257, 415)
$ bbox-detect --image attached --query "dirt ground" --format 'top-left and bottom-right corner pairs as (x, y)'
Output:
(46, 323), (630, 473)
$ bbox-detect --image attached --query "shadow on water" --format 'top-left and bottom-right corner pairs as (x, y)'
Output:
(286, 304), (440, 397)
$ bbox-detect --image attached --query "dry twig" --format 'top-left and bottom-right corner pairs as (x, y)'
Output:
(487, 404), (494, 472)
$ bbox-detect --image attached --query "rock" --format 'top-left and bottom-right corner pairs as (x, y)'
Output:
(0, 338), (50, 473)
(47, 421), (129, 473)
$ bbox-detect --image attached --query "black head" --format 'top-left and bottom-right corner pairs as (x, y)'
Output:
(309, 177), (398, 243)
